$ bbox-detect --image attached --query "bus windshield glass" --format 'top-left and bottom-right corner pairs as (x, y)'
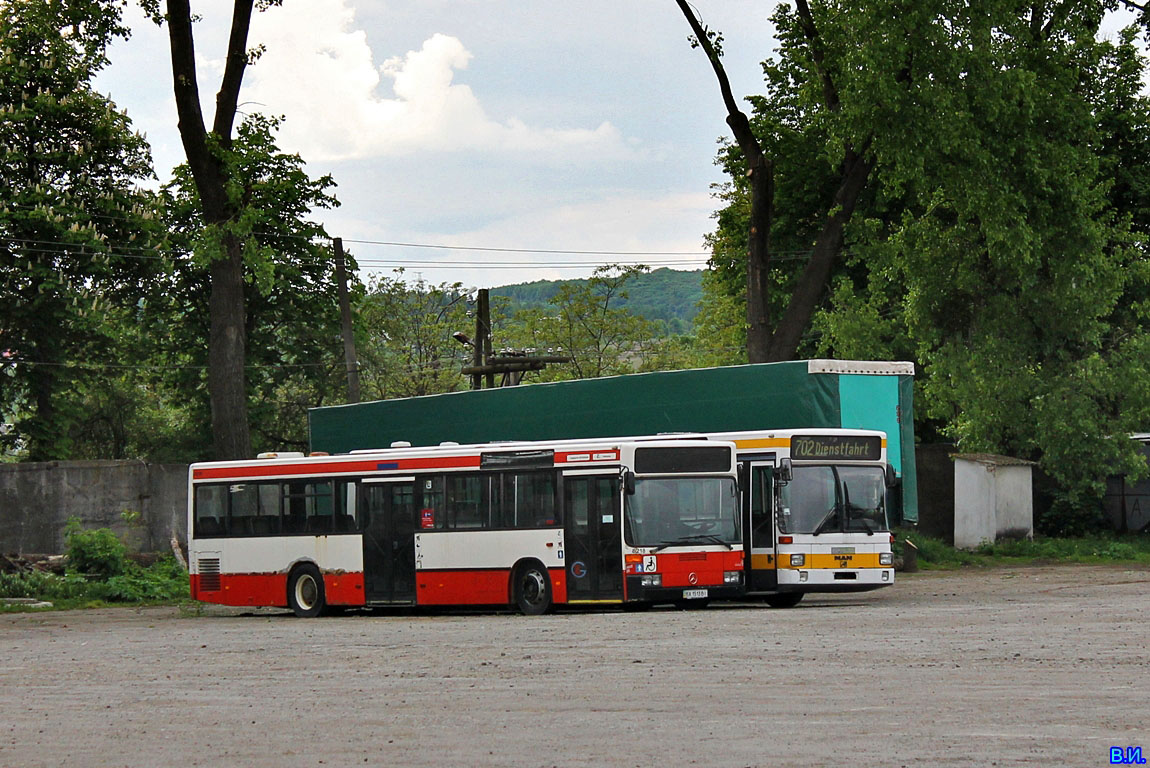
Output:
(779, 465), (888, 534)
(624, 477), (741, 548)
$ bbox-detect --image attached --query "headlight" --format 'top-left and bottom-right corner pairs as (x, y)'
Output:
(640, 574), (662, 588)
(790, 554), (805, 567)
(879, 553), (893, 566)
(723, 571), (742, 584)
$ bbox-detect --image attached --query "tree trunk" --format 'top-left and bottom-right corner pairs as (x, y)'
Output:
(745, 153), (773, 363)
(165, 0), (254, 460)
(766, 149), (874, 361)
(676, 0), (774, 363)
(207, 237), (252, 459)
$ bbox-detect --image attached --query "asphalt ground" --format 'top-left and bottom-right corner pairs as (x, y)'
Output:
(1, 564), (1147, 767)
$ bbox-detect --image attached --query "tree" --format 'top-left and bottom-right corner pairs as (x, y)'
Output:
(679, 0), (887, 362)
(501, 265), (660, 381)
(675, 1), (773, 363)
(0, 0), (161, 460)
(810, 3), (1150, 531)
(357, 273), (473, 400)
(161, 115), (347, 454)
(145, 0), (280, 460)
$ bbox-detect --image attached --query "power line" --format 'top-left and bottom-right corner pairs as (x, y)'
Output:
(339, 237), (709, 257)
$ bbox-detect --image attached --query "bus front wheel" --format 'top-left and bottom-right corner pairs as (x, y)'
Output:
(764, 592), (804, 609)
(513, 562), (552, 616)
(288, 564), (326, 618)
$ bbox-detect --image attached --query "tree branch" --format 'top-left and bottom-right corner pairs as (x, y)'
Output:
(166, 0), (227, 219)
(794, 0), (840, 112)
(674, 0), (765, 168)
(212, 0), (255, 144)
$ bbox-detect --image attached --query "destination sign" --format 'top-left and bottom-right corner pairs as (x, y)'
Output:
(791, 434), (881, 461)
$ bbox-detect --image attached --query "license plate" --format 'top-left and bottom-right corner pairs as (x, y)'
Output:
(682, 589), (709, 600)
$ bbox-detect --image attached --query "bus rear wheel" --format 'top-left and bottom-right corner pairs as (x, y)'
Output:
(764, 592), (803, 609)
(513, 562), (552, 616)
(288, 564), (326, 618)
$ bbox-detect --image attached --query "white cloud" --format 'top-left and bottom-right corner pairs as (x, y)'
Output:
(245, 0), (629, 162)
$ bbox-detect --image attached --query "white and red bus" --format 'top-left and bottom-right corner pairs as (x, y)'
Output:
(187, 437), (743, 616)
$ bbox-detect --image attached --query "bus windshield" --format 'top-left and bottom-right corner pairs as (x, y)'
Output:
(624, 477), (741, 548)
(779, 465), (888, 535)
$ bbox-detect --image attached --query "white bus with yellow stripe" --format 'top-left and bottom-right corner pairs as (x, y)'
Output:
(698, 428), (895, 607)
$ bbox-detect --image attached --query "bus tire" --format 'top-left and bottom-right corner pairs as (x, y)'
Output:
(764, 592), (803, 609)
(288, 564), (326, 618)
(513, 561), (552, 616)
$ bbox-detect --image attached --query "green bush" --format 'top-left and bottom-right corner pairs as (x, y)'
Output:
(0, 555), (190, 608)
(64, 518), (128, 580)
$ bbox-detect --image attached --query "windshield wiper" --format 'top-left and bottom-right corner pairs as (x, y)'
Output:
(653, 534), (733, 552)
(811, 508), (838, 536)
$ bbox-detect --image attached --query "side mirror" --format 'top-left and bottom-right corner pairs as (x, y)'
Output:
(777, 458), (793, 485)
(623, 470), (636, 495)
(886, 463), (899, 488)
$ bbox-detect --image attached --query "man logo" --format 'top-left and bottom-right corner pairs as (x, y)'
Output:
(571, 561), (588, 579)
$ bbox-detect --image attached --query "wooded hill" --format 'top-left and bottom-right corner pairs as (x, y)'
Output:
(491, 268), (703, 334)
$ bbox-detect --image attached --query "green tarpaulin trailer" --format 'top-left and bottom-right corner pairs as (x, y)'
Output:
(309, 359), (918, 523)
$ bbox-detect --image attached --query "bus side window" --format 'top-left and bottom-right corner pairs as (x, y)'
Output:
(254, 483), (281, 535)
(194, 485), (226, 536)
(500, 471), (557, 528)
(335, 481), (358, 532)
(227, 484), (259, 536)
(307, 482), (334, 533)
(447, 474), (486, 529)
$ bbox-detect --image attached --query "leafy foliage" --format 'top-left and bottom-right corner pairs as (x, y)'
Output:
(499, 265), (661, 381)
(0, 0), (163, 460)
(64, 517), (127, 580)
(357, 272), (472, 399)
(159, 115), (349, 453)
(697, 1), (1150, 530)
(0, 555), (189, 607)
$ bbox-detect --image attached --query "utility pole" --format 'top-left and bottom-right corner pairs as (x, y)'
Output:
(333, 237), (360, 403)
(458, 288), (570, 386)
(477, 288), (494, 389)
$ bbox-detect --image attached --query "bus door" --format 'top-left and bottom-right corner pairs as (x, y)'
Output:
(362, 478), (417, 604)
(746, 460), (778, 592)
(563, 473), (623, 602)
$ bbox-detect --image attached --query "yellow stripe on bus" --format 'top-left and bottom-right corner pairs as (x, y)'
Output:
(566, 599), (624, 605)
(732, 437), (888, 450)
(733, 438), (790, 449)
(754, 553), (888, 570)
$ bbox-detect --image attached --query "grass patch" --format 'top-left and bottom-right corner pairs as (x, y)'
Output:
(0, 555), (191, 611)
(1, 518), (190, 612)
(893, 529), (1150, 570)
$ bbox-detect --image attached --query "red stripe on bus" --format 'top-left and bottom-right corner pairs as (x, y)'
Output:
(190, 571), (366, 607)
(415, 568), (567, 607)
(192, 455), (482, 480)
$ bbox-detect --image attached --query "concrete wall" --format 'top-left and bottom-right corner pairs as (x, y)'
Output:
(954, 457), (1034, 549)
(994, 466), (1035, 539)
(954, 460), (997, 549)
(0, 461), (188, 555)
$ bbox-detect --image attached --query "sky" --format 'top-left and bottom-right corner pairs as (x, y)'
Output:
(93, 1), (1145, 291)
(95, 0), (780, 289)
